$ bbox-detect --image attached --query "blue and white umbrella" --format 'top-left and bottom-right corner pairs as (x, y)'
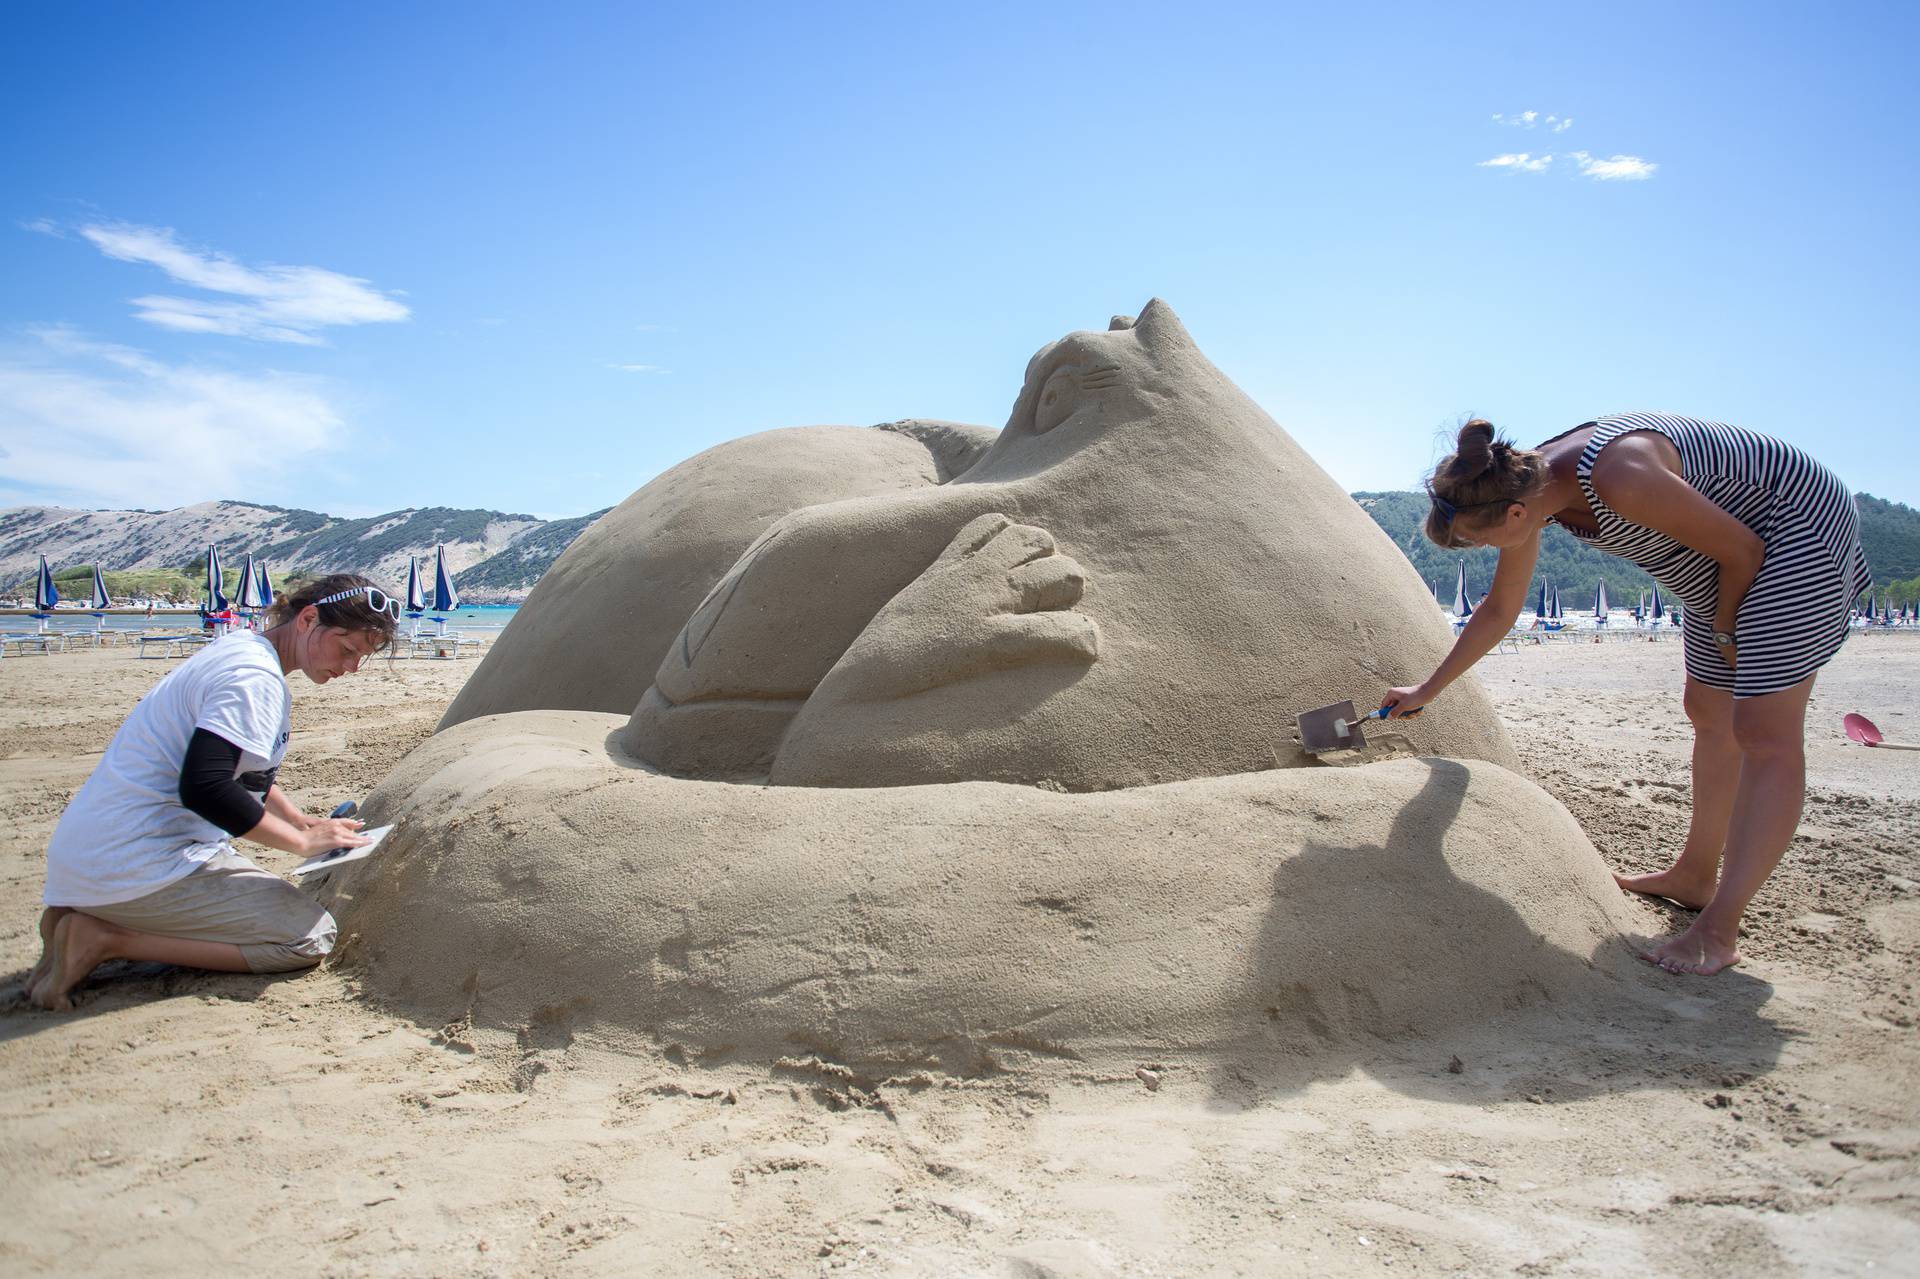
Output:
(32, 554), (59, 632)
(430, 544), (460, 634)
(203, 544), (229, 615)
(1451, 560), (1472, 622)
(88, 562), (110, 620)
(404, 555), (425, 615)
(235, 553), (272, 626)
(255, 560), (276, 610)
(1593, 578), (1610, 625)
(1649, 581), (1663, 626)
(1536, 576), (1550, 621)
(1551, 587), (1563, 621)
(1864, 590), (1876, 621)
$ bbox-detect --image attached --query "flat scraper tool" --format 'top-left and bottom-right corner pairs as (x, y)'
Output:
(1293, 699), (1420, 756)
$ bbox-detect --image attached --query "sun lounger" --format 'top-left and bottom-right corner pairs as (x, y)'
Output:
(1, 633), (57, 656)
(410, 632), (485, 659)
(136, 632), (213, 659)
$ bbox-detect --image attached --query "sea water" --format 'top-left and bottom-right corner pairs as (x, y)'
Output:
(27, 603), (524, 637)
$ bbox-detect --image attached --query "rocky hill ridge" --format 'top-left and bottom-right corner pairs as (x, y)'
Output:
(0, 500), (610, 601)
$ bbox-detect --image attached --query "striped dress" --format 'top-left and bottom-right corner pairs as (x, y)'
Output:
(1553, 412), (1872, 698)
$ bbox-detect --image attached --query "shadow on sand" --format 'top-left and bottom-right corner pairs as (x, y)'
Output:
(1204, 758), (1789, 1111)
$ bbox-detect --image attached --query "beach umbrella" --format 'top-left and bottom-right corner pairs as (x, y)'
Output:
(32, 554), (59, 632)
(430, 543), (460, 635)
(88, 562), (110, 626)
(234, 554), (258, 610)
(203, 544), (228, 615)
(1451, 560), (1472, 621)
(235, 554), (272, 628)
(1536, 576), (1551, 623)
(256, 560), (275, 609)
(1649, 581), (1663, 626)
(1864, 590), (1876, 621)
(1593, 578), (1610, 625)
(404, 555), (425, 614)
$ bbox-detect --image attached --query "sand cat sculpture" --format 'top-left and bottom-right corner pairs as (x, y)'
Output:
(456, 300), (1519, 788)
(328, 303), (1635, 1077)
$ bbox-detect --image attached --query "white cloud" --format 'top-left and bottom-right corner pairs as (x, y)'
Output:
(74, 221), (410, 344)
(1569, 151), (1658, 180)
(608, 363), (668, 373)
(1494, 111), (1574, 134)
(0, 327), (345, 508)
(1478, 152), (1554, 173)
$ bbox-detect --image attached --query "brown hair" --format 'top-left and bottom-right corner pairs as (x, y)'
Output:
(265, 573), (400, 650)
(1422, 418), (1550, 548)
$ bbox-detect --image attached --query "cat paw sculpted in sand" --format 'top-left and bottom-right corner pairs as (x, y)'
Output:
(328, 302), (1639, 1074)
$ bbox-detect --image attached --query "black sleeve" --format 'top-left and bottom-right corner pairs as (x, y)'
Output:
(179, 728), (268, 838)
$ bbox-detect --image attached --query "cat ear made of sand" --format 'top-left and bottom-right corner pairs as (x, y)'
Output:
(999, 297), (1196, 440)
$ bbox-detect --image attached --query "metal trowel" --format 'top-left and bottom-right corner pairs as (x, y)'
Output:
(1293, 699), (1420, 757)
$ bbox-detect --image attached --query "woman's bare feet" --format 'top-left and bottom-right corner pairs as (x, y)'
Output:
(28, 912), (115, 1012)
(24, 906), (72, 997)
(1614, 867), (1716, 911)
(1638, 921), (1741, 976)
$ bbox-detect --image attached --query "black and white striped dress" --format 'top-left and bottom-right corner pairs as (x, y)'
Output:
(1553, 412), (1872, 698)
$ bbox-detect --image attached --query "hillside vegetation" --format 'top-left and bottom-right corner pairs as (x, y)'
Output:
(8, 483), (1917, 608)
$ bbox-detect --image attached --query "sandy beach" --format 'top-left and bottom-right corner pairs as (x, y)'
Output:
(3, 636), (1916, 1276)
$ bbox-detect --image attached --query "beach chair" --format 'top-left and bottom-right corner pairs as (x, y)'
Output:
(0, 633), (55, 657)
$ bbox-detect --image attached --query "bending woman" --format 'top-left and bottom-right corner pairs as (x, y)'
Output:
(1383, 414), (1870, 975)
(28, 574), (401, 1010)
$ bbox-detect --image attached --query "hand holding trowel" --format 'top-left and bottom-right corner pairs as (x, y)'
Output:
(1293, 696), (1422, 758)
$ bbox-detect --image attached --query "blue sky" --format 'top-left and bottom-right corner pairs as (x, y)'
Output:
(3, 1), (1915, 519)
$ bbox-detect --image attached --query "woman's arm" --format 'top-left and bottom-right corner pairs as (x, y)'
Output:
(263, 784), (310, 829)
(179, 730), (365, 859)
(1382, 530), (1541, 716)
(1590, 434), (1765, 663)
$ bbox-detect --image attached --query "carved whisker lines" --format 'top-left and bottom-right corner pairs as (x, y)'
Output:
(1079, 364), (1122, 390)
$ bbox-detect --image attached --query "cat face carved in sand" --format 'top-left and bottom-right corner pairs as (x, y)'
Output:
(623, 300), (1517, 789)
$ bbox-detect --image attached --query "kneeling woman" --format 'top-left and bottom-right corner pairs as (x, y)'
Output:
(1384, 415), (1870, 975)
(28, 575), (400, 1010)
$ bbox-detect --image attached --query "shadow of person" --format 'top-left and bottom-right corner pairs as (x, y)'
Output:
(0, 961), (284, 1042)
(1206, 758), (1787, 1109)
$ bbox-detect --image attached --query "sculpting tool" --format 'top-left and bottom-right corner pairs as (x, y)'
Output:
(1293, 699), (1421, 756)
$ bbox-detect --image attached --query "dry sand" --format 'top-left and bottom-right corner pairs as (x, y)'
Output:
(2, 636), (1917, 1275)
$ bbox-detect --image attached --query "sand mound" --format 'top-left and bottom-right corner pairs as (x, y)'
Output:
(439, 420), (997, 730)
(327, 711), (1637, 1074)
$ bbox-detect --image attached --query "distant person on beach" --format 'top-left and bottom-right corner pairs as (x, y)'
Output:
(1382, 415), (1871, 976)
(27, 574), (400, 1011)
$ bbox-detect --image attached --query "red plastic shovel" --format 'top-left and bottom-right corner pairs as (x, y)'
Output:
(1844, 713), (1920, 751)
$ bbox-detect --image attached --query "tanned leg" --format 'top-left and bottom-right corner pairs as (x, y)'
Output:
(30, 912), (254, 1013)
(24, 906), (74, 1001)
(1615, 678), (1739, 909)
(1643, 672), (1816, 975)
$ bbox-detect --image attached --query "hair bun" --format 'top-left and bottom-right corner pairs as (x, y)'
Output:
(1455, 418), (1497, 477)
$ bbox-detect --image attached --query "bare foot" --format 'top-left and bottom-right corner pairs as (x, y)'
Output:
(1614, 868), (1715, 911)
(1637, 924), (1741, 976)
(29, 912), (113, 1012)
(24, 906), (72, 997)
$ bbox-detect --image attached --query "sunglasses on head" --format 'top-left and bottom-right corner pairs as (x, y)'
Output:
(316, 584), (402, 621)
(1426, 484), (1521, 523)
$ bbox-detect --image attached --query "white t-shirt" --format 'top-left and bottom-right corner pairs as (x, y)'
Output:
(45, 630), (292, 907)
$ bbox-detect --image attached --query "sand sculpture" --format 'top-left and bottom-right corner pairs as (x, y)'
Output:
(329, 302), (1639, 1075)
